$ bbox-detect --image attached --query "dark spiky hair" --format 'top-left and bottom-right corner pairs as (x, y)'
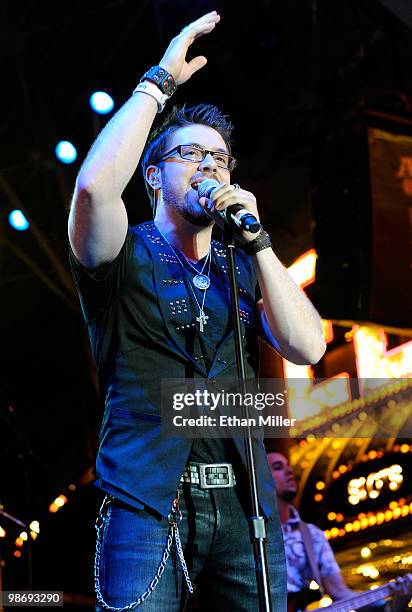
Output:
(264, 440), (291, 457)
(141, 103), (234, 210)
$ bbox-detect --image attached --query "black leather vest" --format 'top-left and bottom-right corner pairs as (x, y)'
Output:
(94, 222), (276, 520)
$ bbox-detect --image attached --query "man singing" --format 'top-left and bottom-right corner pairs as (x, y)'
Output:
(68, 11), (326, 611)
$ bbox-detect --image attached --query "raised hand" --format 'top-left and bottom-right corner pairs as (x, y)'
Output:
(159, 11), (220, 85)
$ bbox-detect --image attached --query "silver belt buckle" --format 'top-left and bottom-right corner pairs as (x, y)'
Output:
(198, 463), (234, 489)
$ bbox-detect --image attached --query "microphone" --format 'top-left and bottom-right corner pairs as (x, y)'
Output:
(197, 179), (261, 234)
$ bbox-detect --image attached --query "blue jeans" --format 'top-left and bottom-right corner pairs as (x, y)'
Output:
(95, 481), (286, 611)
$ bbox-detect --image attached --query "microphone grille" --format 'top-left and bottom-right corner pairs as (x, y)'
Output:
(197, 178), (220, 199)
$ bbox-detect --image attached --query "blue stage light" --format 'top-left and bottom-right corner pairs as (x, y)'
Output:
(89, 91), (114, 115)
(55, 141), (77, 164)
(9, 210), (29, 231)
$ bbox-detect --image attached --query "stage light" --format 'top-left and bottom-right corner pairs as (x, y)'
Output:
(354, 326), (412, 380)
(89, 91), (114, 115)
(357, 564), (379, 579)
(29, 520), (39, 534)
(321, 319), (334, 344)
(0, 526), (6, 538)
(8, 210), (29, 231)
(287, 248), (317, 288)
(55, 141), (77, 164)
(49, 494), (68, 513)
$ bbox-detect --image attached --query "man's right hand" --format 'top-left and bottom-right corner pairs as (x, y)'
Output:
(159, 11), (220, 85)
(69, 11), (220, 269)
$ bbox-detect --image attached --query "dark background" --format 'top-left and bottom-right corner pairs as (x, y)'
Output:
(1, 0), (412, 603)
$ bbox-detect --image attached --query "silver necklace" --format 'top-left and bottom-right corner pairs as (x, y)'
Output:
(189, 254), (212, 332)
(182, 252), (211, 290)
(156, 226), (211, 290)
(155, 225), (212, 332)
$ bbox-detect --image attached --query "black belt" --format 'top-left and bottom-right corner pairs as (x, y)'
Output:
(180, 462), (236, 489)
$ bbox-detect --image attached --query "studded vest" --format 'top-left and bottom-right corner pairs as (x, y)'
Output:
(71, 222), (276, 519)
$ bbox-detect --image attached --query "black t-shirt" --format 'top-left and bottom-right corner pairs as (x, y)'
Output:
(172, 248), (237, 463)
(174, 247), (261, 464)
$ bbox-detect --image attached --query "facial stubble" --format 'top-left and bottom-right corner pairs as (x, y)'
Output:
(162, 182), (213, 228)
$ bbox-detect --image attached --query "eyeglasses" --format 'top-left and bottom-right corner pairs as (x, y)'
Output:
(159, 144), (236, 172)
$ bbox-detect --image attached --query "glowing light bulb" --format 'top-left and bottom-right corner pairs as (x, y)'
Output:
(89, 91), (114, 115)
(55, 141), (77, 164)
(8, 210), (29, 231)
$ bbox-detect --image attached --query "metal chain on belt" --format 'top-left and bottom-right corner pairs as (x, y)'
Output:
(174, 519), (194, 594)
(94, 495), (194, 611)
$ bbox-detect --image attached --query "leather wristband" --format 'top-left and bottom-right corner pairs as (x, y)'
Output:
(242, 230), (272, 255)
(141, 65), (177, 96)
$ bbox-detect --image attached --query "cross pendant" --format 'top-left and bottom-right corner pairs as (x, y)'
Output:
(196, 312), (209, 332)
